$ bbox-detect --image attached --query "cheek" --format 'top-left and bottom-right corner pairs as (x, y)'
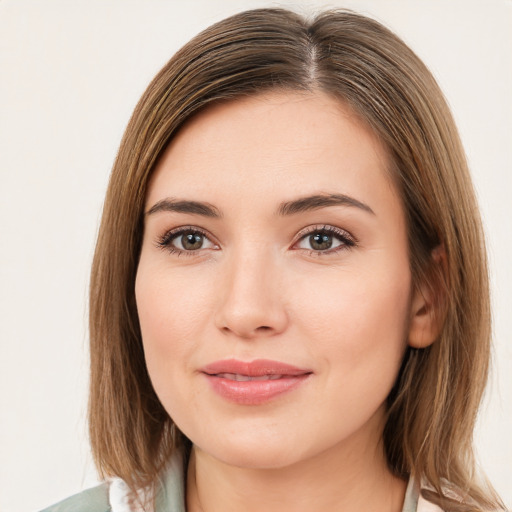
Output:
(292, 261), (411, 378)
(298, 269), (410, 438)
(134, 264), (213, 402)
(136, 263), (211, 345)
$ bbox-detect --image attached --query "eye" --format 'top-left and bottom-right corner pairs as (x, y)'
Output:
(294, 225), (356, 254)
(157, 227), (218, 255)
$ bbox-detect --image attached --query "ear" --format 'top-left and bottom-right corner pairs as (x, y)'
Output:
(408, 245), (447, 349)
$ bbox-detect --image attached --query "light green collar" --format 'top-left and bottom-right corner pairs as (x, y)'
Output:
(136, 451), (421, 512)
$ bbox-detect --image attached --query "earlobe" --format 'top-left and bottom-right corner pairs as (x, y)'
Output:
(408, 287), (438, 348)
(408, 245), (447, 349)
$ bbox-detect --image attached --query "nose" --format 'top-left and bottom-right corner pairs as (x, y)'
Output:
(214, 249), (289, 339)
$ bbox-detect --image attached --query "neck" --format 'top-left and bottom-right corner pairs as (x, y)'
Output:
(186, 415), (406, 512)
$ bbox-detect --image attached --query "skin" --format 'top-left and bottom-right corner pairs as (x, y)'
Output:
(135, 91), (435, 512)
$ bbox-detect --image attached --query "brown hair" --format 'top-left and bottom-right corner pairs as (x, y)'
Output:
(89, 8), (504, 510)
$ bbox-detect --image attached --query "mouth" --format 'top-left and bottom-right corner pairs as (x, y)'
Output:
(201, 359), (312, 405)
(214, 373), (285, 381)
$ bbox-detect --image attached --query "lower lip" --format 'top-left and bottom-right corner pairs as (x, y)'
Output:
(203, 374), (311, 405)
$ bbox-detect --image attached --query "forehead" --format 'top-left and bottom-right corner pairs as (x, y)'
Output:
(146, 91), (398, 216)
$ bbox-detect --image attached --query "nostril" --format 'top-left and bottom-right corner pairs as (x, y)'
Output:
(221, 324), (274, 338)
(215, 297), (289, 338)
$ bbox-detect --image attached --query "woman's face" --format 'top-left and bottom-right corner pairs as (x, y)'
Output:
(136, 91), (414, 469)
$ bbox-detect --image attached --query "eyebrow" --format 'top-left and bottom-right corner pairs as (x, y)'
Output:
(146, 198), (222, 218)
(277, 193), (375, 216)
(146, 193), (374, 218)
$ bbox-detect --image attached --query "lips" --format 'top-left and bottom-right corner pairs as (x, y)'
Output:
(201, 359), (312, 405)
(215, 373), (284, 381)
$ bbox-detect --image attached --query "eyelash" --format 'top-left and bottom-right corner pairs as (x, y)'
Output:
(156, 224), (357, 257)
(295, 225), (357, 256)
(156, 226), (215, 257)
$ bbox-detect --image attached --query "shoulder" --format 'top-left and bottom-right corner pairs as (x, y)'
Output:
(39, 483), (110, 512)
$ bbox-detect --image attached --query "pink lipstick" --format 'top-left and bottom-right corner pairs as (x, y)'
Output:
(201, 359), (312, 405)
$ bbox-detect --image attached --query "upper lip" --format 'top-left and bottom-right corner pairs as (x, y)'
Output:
(201, 358), (312, 377)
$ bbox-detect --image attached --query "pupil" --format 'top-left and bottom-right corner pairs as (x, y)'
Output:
(311, 232), (332, 250)
(182, 233), (203, 250)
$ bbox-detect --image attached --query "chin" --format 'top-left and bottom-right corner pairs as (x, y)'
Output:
(193, 431), (307, 470)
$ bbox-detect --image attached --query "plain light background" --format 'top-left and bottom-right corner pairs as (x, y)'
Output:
(1, 1), (510, 510)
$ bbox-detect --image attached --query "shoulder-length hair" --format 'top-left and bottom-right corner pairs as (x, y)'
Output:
(89, 8), (503, 511)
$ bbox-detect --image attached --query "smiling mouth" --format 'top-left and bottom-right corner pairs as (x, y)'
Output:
(213, 373), (286, 381)
(201, 359), (312, 405)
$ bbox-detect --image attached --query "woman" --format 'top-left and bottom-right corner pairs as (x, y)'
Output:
(41, 8), (506, 512)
